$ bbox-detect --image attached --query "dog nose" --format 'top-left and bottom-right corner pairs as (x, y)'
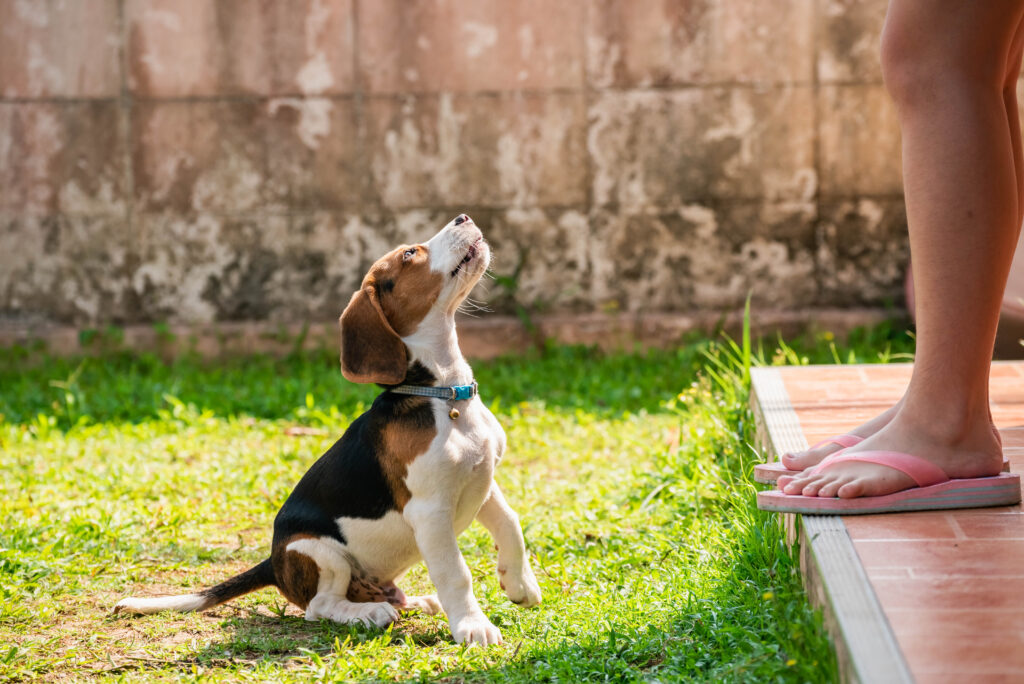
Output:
(454, 214), (469, 226)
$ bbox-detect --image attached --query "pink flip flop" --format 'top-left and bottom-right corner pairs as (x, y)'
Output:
(753, 435), (1012, 484)
(752, 434), (864, 484)
(757, 451), (1021, 515)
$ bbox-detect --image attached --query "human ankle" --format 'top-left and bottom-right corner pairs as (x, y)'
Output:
(895, 398), (997, 447)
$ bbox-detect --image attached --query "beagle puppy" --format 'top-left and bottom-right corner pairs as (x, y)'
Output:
(115, 215), (541, 645)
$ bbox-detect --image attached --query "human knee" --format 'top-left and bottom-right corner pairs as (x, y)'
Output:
(880, 21), (941, 108)
(881, 14), (1004, 108)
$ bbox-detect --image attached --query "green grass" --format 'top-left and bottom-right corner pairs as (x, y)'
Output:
(0, 323), (913, 682)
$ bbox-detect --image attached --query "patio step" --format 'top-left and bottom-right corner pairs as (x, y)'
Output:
(750, 363), (1024, 684)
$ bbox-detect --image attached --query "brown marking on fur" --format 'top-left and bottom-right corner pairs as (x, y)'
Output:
(338, 285), (406, 385)
(338, 244), (443, 384)
(375, 247), (444, 336)
(379, 412), (437, 510)
(346, 577), (406, 607)
(271, 535), (321, 610)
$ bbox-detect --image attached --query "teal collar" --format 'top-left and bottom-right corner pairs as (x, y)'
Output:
(388, 381), (478, 401)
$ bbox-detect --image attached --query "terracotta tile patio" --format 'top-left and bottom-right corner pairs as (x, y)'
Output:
(754, 362), (1024, 683)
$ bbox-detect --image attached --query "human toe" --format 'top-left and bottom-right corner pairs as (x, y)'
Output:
(800, 477), (829, 497)
(782, 474), (815, 495)
(816, 477), (852, 498)
(780, 450), (817, 471)
(836, 479), (866, 499)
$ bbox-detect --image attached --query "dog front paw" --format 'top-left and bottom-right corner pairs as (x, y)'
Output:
(451, 613), (502, 645)
(500, 564), (542, 607)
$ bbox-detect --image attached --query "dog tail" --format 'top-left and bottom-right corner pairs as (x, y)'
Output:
(114, 558), (275, 615)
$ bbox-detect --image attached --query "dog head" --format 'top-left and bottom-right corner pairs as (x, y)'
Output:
(339, 214), (490, 385)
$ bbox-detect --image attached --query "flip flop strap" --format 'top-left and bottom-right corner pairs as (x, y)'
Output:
(808, 434), (864, 451)
(818, 450), (950, 487)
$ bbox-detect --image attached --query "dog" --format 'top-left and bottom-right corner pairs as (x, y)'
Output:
(115, 215), (541, 645)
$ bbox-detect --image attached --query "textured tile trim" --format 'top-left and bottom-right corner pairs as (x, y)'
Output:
(751, 366), (913, 684)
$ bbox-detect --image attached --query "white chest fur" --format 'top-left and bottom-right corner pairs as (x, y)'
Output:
(335, 396), (505, 580)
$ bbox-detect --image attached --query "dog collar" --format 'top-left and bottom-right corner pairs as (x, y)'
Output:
(388, 381), (478, 401)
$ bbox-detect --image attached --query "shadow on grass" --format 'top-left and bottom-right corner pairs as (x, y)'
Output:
(104, 469), (835, 682)
(105, 611), (452, 677)
(106, 556), (834, 683)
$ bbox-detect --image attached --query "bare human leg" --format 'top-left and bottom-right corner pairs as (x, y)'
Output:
(783, 3), (1024, 475)
(779, 0), (1024, 499)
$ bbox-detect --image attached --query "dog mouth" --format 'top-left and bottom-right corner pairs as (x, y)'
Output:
(450, 238), (482, 278)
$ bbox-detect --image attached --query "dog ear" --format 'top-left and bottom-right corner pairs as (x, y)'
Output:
(339, 287), (408, 385)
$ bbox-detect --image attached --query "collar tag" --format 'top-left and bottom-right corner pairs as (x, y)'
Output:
(452, 383), (476, 401)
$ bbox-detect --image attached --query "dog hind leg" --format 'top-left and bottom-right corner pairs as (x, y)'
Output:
(282, 537), (399, 628)
(346, 574), (440, 615)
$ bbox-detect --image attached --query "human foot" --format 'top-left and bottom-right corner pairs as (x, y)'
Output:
(753, 434), (862, 484)
(779, 401), (903, 472)
(759, 455), (1020, 514)
(777, 410), (1004, 499)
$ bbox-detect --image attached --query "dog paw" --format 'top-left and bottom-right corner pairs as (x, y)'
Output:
(404, 594), (442, 615)
(357, 601), (400, 628)
(451, 614), (502, 645)
(500, 565), (542, 607)
(314, 600), (398, 628)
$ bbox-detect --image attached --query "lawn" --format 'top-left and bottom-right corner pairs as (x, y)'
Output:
(0, 324), (912, 682)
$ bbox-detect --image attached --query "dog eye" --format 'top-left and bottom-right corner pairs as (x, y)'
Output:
(403, 248), (417, 260)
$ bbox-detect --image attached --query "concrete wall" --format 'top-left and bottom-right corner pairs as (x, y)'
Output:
(0, 0), (909, 328)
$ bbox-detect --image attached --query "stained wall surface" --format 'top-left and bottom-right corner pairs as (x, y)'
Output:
(0, 0), (911, 326)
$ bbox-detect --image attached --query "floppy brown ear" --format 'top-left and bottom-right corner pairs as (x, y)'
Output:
(339, 287), (408, 385)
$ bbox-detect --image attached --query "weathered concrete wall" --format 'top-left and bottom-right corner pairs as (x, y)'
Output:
(1, 0), (913, 327)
